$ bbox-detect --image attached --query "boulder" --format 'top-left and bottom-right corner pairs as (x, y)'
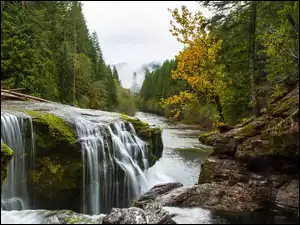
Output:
(102, 203), (176, 224)
(275, 179), (299, 213)
(134, 182), (275, 213)
(122, 114), (164, 167)
(1, 141), (14, 192)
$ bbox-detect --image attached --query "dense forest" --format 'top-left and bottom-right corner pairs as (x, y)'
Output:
(139, 1), (299, 129)
(1, 1), (136, 115)
(1, 1), (298, 129)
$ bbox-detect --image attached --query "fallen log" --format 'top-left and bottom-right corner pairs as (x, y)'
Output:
(1, 89), (53, 103)
(1, 92), (25, 100)
(5, 88), (26, 92)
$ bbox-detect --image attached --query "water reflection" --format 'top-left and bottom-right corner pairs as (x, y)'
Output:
(135, 112), (212, 186)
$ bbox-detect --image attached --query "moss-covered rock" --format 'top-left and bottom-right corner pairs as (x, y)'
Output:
(29, 155), (83, 200)
(271, 88), (299, 117)
(121, 114), (163, 167)
(25, 110), (76, 150)
(197, 86), (299, 215)
(199, 131), (216, 146)
(1, 142), (13, 193)
(16, 111), (83, 211)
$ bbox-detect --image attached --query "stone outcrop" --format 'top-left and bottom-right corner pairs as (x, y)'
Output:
(102, 203), (176, 224)
(122, 114), (163, 167)
(1, 141), (13, 193)
(133, 182), (272, 213)
(198, 86), (299, 215)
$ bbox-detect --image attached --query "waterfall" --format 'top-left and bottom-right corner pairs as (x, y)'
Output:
(76, 119), (149, 215)
(1, 103), (152, 215)
(1, 112), (35, 210)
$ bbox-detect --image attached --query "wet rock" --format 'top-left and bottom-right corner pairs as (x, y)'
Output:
(122, 114), (164, 167)
(198, 157), (239, 184)
(275, 180), (299, 214)
(102, 203), (176, 224)
(143, 203), (177, 224)
(161, 183), (269, 212)
(136, 182), (183, 206)
(45, 210), (105, 224)
(137, 182), (273, 212)
(103, 207), (147, 224)
(1, 141), (13, 193)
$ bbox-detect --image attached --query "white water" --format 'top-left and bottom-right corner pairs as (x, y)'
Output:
(1, 104), (152, 215)
(1, 112), (35, 211)
(76, 119), (150, 214)
(1, 210), (106, 224)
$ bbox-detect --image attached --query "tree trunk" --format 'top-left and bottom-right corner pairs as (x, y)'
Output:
(249, 1), (261, 118)
(215, 96), (225, 122)
(73, 18), (76, 104)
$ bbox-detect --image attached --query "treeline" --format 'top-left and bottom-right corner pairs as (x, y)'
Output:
(139, 59), (219, 127)
(139, 60), (187, 114)
(1, 1), (136, 115)
(139, 1), (299, 128)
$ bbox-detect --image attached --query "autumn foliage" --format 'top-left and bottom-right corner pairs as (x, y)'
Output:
(160, 6), (225, 121)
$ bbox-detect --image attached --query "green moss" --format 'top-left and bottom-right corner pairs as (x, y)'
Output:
(67, 216), (82, 224)
(272, 94), (299, 116)
(131, 198), (137, 207)
(29, 155), (82, 199)
(121, 114), (152, 139)
(1, 142), (14, 192)
(235, 118), (266, 140)
(122, 114), (163, 167)
(199, 131), (217, 146)
(1, 142), (13, 155)
(26, 111), (76, 145)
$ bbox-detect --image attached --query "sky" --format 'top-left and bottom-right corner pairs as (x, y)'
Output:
(82, 1), (212, 89)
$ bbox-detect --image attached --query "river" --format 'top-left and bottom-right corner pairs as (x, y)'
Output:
(135, 112), (213, 187)
(136, 112), (298, 224)
(1, 111), (298, 224)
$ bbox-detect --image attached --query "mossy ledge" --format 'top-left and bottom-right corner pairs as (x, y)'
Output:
(121, 114), (163, 167)
(25, 110), (76, 149)
(198, 86), (299, 166)
(18, 110), (82, 211)
(1, 141), (13, 193)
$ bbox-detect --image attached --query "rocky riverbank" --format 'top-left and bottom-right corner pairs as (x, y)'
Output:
(197, 86), (299, 215)
(125, 86), (299, 221)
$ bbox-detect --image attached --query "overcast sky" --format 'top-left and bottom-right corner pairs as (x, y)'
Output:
(82, 1), (212, 89)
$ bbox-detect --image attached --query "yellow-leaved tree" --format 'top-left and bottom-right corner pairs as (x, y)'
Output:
(160, 6), (226, 122)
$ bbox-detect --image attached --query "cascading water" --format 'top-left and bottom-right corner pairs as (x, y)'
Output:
(76, 118), (149, 215)
(1, 112), (35, 210)
(1, 102), (153, 216)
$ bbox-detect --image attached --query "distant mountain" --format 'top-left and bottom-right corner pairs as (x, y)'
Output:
(110, 60), (162, 90)
(137, 61), (161, 73)
(113, 62), (128, 70)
